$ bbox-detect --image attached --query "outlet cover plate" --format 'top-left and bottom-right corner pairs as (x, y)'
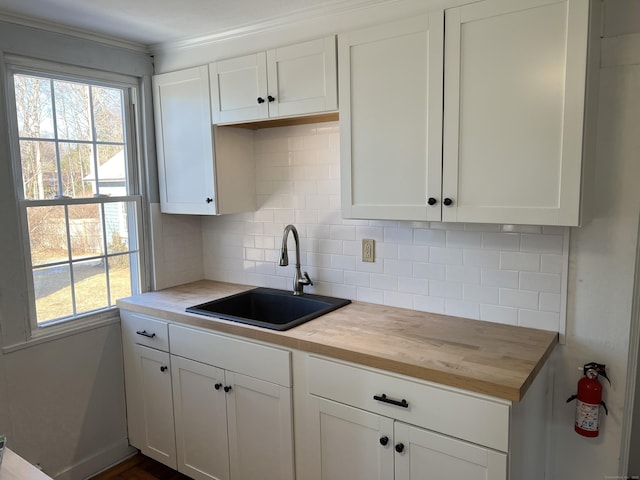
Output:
(362, 239), (375, 262)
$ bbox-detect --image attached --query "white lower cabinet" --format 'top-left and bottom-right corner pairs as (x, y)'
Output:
(121, 311), (294, 480)
(312, 397), (506, 480)
(132, 344), (177, 469)
(297, 355), (548, 480)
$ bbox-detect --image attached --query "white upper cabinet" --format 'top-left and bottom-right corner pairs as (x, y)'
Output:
(442, 0), (591, 225)
(339, 14), (444, 221)
(210, 36), (337, 124)
(153, 66), (255, 215)
(340, 0), (595, 225)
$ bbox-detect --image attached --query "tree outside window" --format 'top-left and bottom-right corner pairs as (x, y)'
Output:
(10, 68), (142, 328)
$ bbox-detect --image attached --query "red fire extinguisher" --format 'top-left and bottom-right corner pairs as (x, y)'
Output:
(567, 362), (610, 437)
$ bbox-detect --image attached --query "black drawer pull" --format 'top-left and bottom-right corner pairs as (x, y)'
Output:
(136, 330), (156, 338)
(373, 394), (409, 408)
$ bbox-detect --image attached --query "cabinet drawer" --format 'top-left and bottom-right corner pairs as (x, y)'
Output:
(169, 325), (291, 387)
(308, 356), (510, 452)
(121, 311), (169, 351)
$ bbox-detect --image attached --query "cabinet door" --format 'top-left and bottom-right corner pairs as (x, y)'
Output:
(210, 53), (268, 123)
(226, 372), (294, 480)
(171, 356), (229, 480)
(339, 14), (444, 221)
(394, 422), (507, 480)
(153, 66), (216, 214)
(266, 36), (337, 118)
(311, 396), (394, 480)
(134, 344), (176, 468)
(442, 0), (590, 225)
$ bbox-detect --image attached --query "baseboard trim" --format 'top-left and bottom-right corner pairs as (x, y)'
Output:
(49, 439), (137, 480)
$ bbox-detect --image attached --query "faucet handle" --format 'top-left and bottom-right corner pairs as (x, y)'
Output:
(300, 272), (313, 286)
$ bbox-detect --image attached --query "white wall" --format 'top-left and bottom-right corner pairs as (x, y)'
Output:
(201, 123), (570, 331)
(152, 2), (640, 479)
(0, 20), (154, 478)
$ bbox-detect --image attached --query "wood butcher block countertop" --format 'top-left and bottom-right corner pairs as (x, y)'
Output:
(116, 280), (557, 402)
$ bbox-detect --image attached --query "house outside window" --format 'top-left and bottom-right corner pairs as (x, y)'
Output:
(6, 57), (145, 335)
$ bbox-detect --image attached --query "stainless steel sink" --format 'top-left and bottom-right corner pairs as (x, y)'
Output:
(186, 287), (351, 331)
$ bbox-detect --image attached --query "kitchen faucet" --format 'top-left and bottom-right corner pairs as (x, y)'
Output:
(279, 224), (313, 295)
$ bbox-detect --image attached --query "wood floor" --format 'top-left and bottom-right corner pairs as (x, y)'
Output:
(89, 454), (192, 480)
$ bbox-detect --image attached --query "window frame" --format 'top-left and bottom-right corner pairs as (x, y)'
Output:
(5, 55), (149, 340)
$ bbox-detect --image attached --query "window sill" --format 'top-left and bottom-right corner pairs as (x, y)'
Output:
(2, 309), (122, 354)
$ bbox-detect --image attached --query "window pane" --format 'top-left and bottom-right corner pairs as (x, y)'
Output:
(93, 87), (124, 143)
(27, 205), (68, 266)
(106, 201), (136, 254)
(68, 203), (104, 260)
(108, 253), (135, 303)
(59, 142), (94, 197)
(97, 145), (127, 196)
(14, 74), (54, 139)
(54, 80), (91, 141)
(73, 259), (108, 313)
(34, 264), (73, 324)
(20, 140), (58, 200)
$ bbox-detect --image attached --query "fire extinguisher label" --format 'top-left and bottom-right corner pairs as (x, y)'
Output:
(576, 399), (599, 431)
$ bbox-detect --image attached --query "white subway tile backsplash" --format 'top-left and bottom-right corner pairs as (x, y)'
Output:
(519, 272), (561, 293)
(384, 227), (413, 244)
(198, 123), (567, 333)
(344, 270), (370, 287)
(541, 254), (564, 274)
(384, 291), (414, 309)
(446, 230), (482, 249)
(500, 289), (539, 310)
(480, 305), (518, 326)
(414, 295), (445, 314)
(518, 309), (560, 331)
(398, 244), (429, 261)
(371, 273), (398, 291)
(482, 232), (520, 251)
(430, 247), (463, 265)
(446, 265), (481, 284)
(398, 277), (429, 295)
(413, 262), (446, 281)
(481, 268), (519, 289)
(463, 249), (500, 268)
(383, 259), (413, 277)
(463, 284), (499, 304)
(521, 233), (564, 254)
(357, 287), (384, 304)
(500, 252), (540, 272)
(429, 281), (463, 299)
(446, 300), (480, 319)
(414, 228), (446, 246)
(539, 292), (561, 313)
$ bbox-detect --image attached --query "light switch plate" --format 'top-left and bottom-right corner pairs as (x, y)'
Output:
(362, 239), (375, 262)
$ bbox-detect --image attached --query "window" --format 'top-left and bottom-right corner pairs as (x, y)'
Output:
(7, 60), (144, 333)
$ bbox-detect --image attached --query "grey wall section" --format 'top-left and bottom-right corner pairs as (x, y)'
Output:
(0, 20), (153, 478)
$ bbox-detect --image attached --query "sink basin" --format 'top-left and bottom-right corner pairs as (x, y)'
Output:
(186, 287), (351, 331)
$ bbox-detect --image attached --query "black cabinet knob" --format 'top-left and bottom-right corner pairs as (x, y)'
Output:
(257, 97), (265, 104)
(395, 443), (405, 453)
(206, 197), (213, 204)
(160, 366), (168, 372)
(224, 385), (232, 393)
(214, 383), (223, 390)
(427, 197), (437, 206)
(379, 436), (389, 446)
(267, 95), (276, 102)
(443, 197), (453, 206)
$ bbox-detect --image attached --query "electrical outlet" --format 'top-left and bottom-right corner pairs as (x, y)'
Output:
(362, 239), (375, 263)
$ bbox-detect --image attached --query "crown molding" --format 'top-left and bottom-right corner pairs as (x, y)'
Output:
(149, 0), (398, 55)
(0, 12), (150, 54)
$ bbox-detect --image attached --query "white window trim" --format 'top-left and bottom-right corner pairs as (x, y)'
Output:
(4, 56), (150, 344)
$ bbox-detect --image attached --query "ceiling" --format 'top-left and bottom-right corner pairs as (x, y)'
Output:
(0, 0), (381, 47)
